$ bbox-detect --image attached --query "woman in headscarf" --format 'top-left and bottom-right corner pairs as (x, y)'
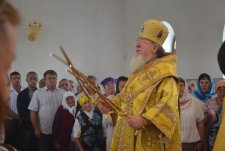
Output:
(207, 80), (225, 151)
(192, 73), (216, 151)
(116, 76), (128, 94)
(73, 94), (104, 151)
(192, 73), (214, 103)
(52, 91), (77, 151)
(179, 77), (205, 151)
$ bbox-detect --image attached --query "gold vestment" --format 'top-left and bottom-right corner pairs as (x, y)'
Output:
(110, 54), (181, 151)
(213, 97), (225, 151)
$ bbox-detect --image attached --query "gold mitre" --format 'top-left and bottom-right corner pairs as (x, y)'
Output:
(138, 17), (168, 46)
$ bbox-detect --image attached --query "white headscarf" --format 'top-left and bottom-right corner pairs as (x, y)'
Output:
(179, 78), (193, 103)
(62, 91), (77, 116)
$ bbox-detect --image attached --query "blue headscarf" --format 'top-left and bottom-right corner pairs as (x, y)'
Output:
(192, 73), (214, 102)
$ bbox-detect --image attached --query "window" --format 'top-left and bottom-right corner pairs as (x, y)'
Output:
(222, 24), (225, 79)
(162, 21), (176, 53)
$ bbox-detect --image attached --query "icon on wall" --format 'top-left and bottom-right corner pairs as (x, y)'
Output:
(28, 20), (42, 41)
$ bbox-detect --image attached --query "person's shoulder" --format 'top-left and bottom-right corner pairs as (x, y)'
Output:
(191, 97), (201, 103)
(30, 88), (45, 98)
(20, 86), (26, 91)
(208, 97), (216, 104)
(20, 87), (28, 92)
(191, 97), (205, 108)
(0, 145), (8, 151)
(17, 88), (26, 96)
(36, 87), (47, 93)
(18, 87), (29, 95)
(56, 88), (65, 94)
(57, 105), (64, 111)
(54, 106), (65, 116)
(159, 76), (178, 86)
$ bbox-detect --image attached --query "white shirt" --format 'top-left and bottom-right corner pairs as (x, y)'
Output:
(103, 94), (115, 151)
(73, 110), (94, 138)
(70, 110), (80, 141)
(8, 87), (24, 114)
(28, 87), (65, 134)
(180, 98), (204, 143)
(102, 114), (114, 151)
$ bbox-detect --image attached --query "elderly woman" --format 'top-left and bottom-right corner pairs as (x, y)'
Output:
(207, 80), (225, 150)
(52, 91), (77, 151)
(179, 77), (205, 151)
(73, 94), (104, 151)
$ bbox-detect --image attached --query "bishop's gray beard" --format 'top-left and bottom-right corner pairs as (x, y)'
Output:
(130, 54), (151, 72)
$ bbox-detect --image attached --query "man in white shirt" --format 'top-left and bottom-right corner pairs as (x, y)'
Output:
(8, 71), (24, 114)
(29, 70), (64, 151)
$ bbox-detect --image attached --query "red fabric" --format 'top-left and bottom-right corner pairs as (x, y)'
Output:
(52, 106), (75, 151)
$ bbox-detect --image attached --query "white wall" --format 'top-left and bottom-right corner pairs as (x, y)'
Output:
(10, 0), (225, 86)
(10, 0), (126, 86)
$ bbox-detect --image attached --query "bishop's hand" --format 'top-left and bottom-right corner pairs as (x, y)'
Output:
(127, 115), (146, 130)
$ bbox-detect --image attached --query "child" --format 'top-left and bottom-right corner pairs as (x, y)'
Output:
(73, 95), (104, 151)
(52, 91), (77, 151)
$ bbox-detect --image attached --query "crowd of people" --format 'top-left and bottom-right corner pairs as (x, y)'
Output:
(4, 71), (129, 151)
(3, 44), (225, 151)
(178, 75), (225, 151)
(1, 0), (225, 151)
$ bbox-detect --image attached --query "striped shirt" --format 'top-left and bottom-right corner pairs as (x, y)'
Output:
(28, 86), (65, 134)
